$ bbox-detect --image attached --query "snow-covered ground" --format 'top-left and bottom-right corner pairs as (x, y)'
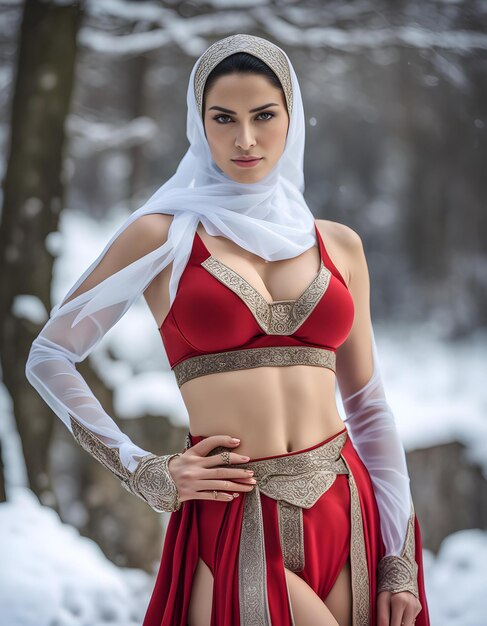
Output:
(2, 207), (487, 625)
(0, 488), (154, 626)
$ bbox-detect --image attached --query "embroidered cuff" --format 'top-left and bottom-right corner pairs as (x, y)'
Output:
(124, 452), (182, 513)
(69, 414), (133, 484)
(69, 414), (182, 513)
(377, 500), (419, 598)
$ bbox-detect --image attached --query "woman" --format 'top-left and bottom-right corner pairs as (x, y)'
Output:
(25, 34), (430, 626)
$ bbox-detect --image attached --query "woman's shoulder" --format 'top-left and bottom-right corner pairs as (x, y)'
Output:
(131, 211), (174, 238)
(88, 212), (175, 280)
(315, 218), (363, 251)
(314, 219), (365, 286)
(61, 213), (175, 306)
(119, 212), (175, 256)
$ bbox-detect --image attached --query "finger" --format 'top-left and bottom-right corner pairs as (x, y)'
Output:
(400, 601), (417, 626)
(203, 465), (256, 481)
(189, 435), (244, 458)
(390, 593), (408, 626)
(202, 452), (253, 469)
(415, 600), (422, 618)
(204, 449), (253, 468)
(193, 489), (238, 502)
(195, 479), (256, 493)
(377, 591), (391, 626)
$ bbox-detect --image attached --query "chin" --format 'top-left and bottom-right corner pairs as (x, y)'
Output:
(218, 160), (270, 183)
(234, 173), (265, 184)
(234, 166), (270, 181)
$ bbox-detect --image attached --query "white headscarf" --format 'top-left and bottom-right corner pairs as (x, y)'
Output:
(51, 33), (316, 328)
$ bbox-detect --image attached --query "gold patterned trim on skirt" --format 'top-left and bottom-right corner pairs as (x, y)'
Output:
(341, 454), (371, 625)
(172, 345), (336, 388)
(201, 431), (370, 626)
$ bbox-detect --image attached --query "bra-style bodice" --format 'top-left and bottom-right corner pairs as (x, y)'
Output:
(159, 223), (355, 387)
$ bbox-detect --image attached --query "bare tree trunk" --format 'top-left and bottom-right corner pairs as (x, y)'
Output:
(0, 1), (182, 571)
(0, 0), (82, 504)
(128, 54), (150, 203)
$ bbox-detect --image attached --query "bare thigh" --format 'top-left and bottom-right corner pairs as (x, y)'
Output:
(284, 557), (352, 626)
(188, 556), (353, 626)
(188, 557), (214, 626)
(323, 557), (353, 626)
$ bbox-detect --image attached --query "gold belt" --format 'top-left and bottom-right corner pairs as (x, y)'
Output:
(204, 431), (370, 626)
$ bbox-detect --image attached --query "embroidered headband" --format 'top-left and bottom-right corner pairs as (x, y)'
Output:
(193, 33), (294, 119)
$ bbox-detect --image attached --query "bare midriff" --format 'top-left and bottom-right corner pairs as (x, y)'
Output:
(179, 363), (345, 458)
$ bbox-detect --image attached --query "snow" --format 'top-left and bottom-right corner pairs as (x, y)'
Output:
(12, 294), (49, 325)
(78, 27), (172, 57)
(0, 365), (28, 490)
(114, 369), (189, 425)
(208, 0), (270, 7)
(67, 115), (158, 157)
(0, 488), (154, 626)
(424, 529), (487, 626)
(78, 0), (487, 56)
(262, 11), (487, 52)
(85, 0), (168, 22)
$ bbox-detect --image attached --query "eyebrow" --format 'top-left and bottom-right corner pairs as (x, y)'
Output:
(208, 102), (280, 114)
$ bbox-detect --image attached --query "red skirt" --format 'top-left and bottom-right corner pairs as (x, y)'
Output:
(142, 427), (430, 625)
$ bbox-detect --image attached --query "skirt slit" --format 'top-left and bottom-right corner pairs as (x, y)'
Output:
(142, 428), (430, 626)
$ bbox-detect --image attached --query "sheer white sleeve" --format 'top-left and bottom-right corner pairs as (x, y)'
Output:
(25, 298), (152, 472)
(340, 322), (419, 597)
(24, 215), (184, 512)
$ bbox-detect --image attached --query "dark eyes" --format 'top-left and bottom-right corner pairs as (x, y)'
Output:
(212, 111), (275, 124)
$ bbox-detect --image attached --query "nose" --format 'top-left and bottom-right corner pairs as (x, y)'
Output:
(235, 123), (256, 150)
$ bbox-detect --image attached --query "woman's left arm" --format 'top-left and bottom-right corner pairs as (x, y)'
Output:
(333, 225), (423, 625)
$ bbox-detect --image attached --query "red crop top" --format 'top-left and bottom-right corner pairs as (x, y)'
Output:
(159, 223), (354, 387)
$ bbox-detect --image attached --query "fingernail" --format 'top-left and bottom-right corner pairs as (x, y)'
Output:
(241, 456), (250, 461)
(231, 438), (240, 443)
(232, 492), (239, 498)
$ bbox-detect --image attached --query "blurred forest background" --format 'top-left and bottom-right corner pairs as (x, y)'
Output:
(0, 1), (486, 625)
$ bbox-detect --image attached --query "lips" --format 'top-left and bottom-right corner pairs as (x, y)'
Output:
(232, 156), (262, 162)
(232, 157), (262, 168)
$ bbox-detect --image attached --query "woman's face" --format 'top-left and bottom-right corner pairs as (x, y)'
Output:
(203, 73), (289, 183)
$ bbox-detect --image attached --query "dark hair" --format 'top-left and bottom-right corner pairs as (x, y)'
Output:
(202, 52), (285, 117)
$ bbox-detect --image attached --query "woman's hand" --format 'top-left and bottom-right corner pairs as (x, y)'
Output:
(377, 590), (422, 626)
(167, 435), (257, 503)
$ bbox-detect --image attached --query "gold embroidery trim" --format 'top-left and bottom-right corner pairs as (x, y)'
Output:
(201, 432), (371, 625)
(377, 499), (419, 598)
(201, 256), (331, 335)
(239, 482), (272, 625)
(69, 414), (131, 484)
(69, 415), (181, 513)
(193, 34), (293, 119)
(341, 454), (371, 625)
(277, 500), (305, 572)
(173, 345), (336, 388)
(127, 452), (182, 513)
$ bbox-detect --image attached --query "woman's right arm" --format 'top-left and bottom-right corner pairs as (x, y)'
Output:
(24, 213), (186, 510)
(25, 212), (255, 511)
